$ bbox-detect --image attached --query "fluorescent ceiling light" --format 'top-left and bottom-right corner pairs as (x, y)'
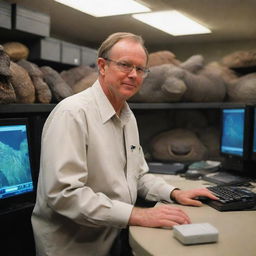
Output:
(54, 0), (151, 17)
(132, 10), (211, 36)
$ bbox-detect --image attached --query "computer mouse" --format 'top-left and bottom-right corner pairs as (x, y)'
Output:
(183, 170), (202, 180)
(195, 196), (211, 203)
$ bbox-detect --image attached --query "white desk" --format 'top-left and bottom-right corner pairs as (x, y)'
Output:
(129, 175), (256, 256)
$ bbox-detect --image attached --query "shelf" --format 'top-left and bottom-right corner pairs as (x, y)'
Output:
(0, 104), (56, 114)
(128, 102), (249, 110)
(0, 102), (251, 114)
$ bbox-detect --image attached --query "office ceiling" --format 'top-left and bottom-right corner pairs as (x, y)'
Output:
(4, 0), (256, 51)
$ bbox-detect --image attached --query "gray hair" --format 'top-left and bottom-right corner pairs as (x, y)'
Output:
(98, 32), (148, 63)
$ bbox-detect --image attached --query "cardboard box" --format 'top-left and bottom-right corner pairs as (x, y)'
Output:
(12, 4), (50, 37)
(29, 37), (61, 62)
(0, 2), (12, 29)
(61, 41), (80, 66)
(80, 46), (97, 67)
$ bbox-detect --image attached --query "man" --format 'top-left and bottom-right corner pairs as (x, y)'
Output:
(32, 32), (217, 256)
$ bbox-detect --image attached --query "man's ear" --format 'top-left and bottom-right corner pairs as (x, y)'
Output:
(98, 58), (106, 76)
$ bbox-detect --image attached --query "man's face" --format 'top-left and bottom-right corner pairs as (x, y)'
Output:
(98, 39), (148, 101)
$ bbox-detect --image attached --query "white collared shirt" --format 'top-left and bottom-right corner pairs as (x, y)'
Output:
(32, 80), (176, 256)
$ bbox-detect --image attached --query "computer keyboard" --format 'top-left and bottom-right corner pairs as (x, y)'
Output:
(203, 185), (256, 211)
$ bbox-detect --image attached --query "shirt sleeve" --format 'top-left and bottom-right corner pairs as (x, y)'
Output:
(40, 108), (133, 228)
(136, 152), (177, 203)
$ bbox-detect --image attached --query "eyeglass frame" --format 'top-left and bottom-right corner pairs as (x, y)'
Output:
(103, 57), (150, 78)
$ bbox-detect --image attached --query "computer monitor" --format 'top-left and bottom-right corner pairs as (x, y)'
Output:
(251, 107), (256, 162)
(0, 118), (35, 212)
(220, 106), (252, 173)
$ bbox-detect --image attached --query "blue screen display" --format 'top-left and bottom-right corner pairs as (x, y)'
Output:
(253, 108), (256, 154)
(0, 124), (34, 199)
(221, 109), (245, 156)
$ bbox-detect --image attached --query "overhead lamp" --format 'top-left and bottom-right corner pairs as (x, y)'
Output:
(132, 10), (211, 36)
(54, 0), (151, 17)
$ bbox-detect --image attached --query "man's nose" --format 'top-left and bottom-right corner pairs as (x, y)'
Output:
(128, 66), (138, 77)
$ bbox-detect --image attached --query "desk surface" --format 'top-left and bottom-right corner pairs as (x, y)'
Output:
(129, 175), (256, 256)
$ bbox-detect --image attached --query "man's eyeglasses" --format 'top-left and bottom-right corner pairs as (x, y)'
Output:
(104, 58), (150, 78)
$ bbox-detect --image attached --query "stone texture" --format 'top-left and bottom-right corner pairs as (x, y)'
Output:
(17, 59), (52, 103)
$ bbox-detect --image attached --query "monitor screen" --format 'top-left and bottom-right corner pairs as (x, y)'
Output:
(220, 108), (245, 157)
(252, 107), (256, 160)
(0, 118), (34, 209)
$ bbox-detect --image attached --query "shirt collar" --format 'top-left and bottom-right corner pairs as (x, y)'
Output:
(92, 80), (132, 125)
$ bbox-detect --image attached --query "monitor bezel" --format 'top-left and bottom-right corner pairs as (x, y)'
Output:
(219, 105), (253, 173)
(250, 106), (256, 162)
(0, 117), (36, 212)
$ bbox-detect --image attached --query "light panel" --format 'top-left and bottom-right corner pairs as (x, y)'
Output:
(132, 10), (211, 36)
(54, 0), (150, 17)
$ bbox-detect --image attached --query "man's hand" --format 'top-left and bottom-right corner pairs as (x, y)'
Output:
(128, 205), (191, 228)
(171, 188), (218, 206)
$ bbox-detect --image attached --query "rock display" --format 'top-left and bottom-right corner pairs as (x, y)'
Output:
(0, 45), (16, 103)
(227, 73), (256, 103)
(72, 72), (98, 93)
(3, 42), (29, 61)
(150, 128), (208, 162)
(130, 55), (227, 103)
(9, 61), (35, 103)
(221, 50), (256, 68)
(60, 65), (96, 87)
(17, 59), (52, 103)
(147, 50), (181, 67)
(60, 65), (98, 93)
(40, 66), (73, 102)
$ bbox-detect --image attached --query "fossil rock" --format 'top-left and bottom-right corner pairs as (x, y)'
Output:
(221, 50), (256, 68)
(150, 128), (208, 162)
(17, 59), (52, 103)
(60, 65), (97, 87)
(10, 61), (35, 103)
(3, 42), (29, 61)
(0, 77), (16, 103)
(148, 50), (181, 67)
(41, 66), (73, 102)
(130, 55), (227, 103)
(0, 45), (16, 103)
(72, 72), (98, 93)
(227, 73), (256, 103)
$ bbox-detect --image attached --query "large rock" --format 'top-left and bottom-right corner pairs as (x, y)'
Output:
(150, 128), (208, 162)
(130, 63), (187, 103)
(148, 50), (181, 67)
(227, 73), (256, 103)
(221, 50), (256, 68)
(181, 61), (227, 102)
(10, 61), (35, 103)
(130, 55), (227, 103)
(60, 65), (96, 87)
(41, 66), (73, 102)
(3, 42), (29, 61)
(17, 59), (52, 103)
(72, 72), (98, 93)
(0, 45), (16, 103)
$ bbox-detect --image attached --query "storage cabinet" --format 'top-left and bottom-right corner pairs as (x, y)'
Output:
(81, 46), (98, 67)
(0, 1), (12, 29)
(12, 4), (50, 37)
(29, 37), (61, 62)
(61, 41), (81, 66)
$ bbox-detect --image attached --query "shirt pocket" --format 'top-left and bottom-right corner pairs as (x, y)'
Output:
(127, 145), (143, 172)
